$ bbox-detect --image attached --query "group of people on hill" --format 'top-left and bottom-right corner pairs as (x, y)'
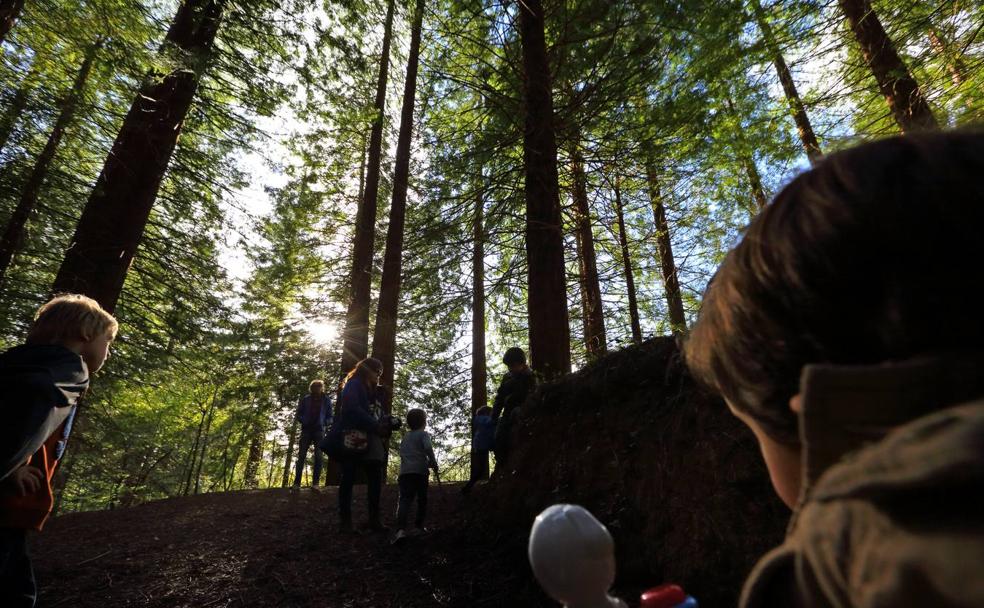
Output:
(3, 131), (984, 607)
(289, 344), (535, 537)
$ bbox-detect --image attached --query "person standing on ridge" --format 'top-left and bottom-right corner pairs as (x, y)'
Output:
(491, 347), (535, 471)
(293, 379), (331, 489)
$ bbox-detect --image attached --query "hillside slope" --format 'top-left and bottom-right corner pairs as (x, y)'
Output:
(34, 337), (787, 607)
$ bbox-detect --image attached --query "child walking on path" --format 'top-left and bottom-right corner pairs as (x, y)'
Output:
(0, 294), (117, 608)
(393, 409), (439, 542)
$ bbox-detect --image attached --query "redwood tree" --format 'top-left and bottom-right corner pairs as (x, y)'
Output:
(51, 0), (225, 311)
(0, 41), (101, 292)
(838, 0), (938, 132)
(750, 0), (822, 164)
(612, 170), (641, 344)
(0, 0), (24, 44)
(371, 0), (425, 399)
(569, 143), (606, 359)
(470, 185), (487, 479)
(645, 164), (686, 333)
(339, 0), (396, 377)
(517, 0), (571, 378)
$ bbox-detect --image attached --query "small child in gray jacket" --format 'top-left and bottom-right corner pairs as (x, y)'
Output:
(393, 409), (439, 541)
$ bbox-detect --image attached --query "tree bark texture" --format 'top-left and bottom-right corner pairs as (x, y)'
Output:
(645, 165), (686, 333)
(612, 171), (641, 344)
(242, 421), (264, 489)
(569, 144), (606, 359)
(0, 41), (100, 293)
(371, 0), (425, 401)
(518, 0), (571, 379)
(750, 0), (822, 164)
(281, 419), (298, 488)
(339, 0), (396, 376)
(928, 28), (968, 90)
(837, 0), (938, 132)
(0, 0), (24, 44)
(51, 0), (224, 312)
(470, 185), (488, 480)
(0, 74), (31, 154)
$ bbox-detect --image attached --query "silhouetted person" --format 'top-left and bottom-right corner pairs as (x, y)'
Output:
(491, 347), (535, 471)
(292, 379), (331, 488)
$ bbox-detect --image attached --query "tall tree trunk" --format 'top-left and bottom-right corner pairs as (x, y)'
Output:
(742, 153), (769, 212)
(470, 183), (488, 479)
(612, 170), (641, 344)
(50, 0), (225, 312)
(0, 41), (100, 293)
(193, 395), (217, 494)
(645, 165), (686, 333)
(0, 0), (24, 44)
(242, 421), (264, 489)
(339, 0), (396, 376)
(372, 0), (425, 402)
(517, 0), (571, 379)
(928, 28), (969, 103)
(0, 64), (35, 154)
(281, 419), (298, 488)
(724, 97), (769, 212)
(182, 402), (208, 496)
(838, 0), (938, 132)
(750, 0), (822, 164)
(569, 143), (606, 359)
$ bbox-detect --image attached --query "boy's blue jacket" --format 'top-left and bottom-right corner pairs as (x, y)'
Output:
(473, 414), (495, 452)
(295, 393), (332, 430)
(0, 344), (89, 482)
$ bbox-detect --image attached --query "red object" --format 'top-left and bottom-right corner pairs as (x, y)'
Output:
(640, 584), (686, 608)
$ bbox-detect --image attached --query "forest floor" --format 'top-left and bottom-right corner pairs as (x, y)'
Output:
(32, 483), (553, 608)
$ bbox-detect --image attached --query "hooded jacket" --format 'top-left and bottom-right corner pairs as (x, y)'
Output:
(741, 354), (984, 608)
(0, 344), (89, 530)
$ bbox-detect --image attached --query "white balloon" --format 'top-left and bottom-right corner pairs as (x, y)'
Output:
(528, 504), (628, 608)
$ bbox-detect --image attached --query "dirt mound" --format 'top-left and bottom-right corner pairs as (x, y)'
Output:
(33, 484), (547, 607)
(33, 337), (786, 607)
(474, 337), (788, 606)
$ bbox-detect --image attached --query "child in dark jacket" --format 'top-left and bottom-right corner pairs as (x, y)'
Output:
(0, 294), (117, 607)
(392, 409), (439, 542)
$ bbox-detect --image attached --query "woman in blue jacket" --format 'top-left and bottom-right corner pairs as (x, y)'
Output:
(336, 357), (386, 532)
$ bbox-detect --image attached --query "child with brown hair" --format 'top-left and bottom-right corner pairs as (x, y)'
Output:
(685, 131), (984, 607)
(392, 408), (439, 543)
(0, 294), (117, 607)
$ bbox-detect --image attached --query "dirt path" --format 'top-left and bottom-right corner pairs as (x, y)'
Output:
(32, 483), (549, 607)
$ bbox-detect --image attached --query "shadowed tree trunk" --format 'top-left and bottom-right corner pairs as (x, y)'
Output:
(750, 0), (822, 164)
(612, 170), (641, 344)
(51, 0), (225, 312)
(645, 164), (686, 333)
(281, 419), (298, 488)
(339, 0), (396, 376)
(927, 28), (972, 112)
(569, 143), (606, 359)
(0, 0), (24, 44)
(838, 0), (938, 132)
(372, 0), (425, 403)
(724, 97), (769, 212)
(193, 395), (217, 494)
(0, 65), (35, 154)
(517, 0), (571, 379)
(242, 420), (264, 489)
(0, 41), (101, 293)
(470, 183), (488, 479)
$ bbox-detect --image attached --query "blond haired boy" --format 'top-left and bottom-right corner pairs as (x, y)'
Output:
(0, 294), (117, 607)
